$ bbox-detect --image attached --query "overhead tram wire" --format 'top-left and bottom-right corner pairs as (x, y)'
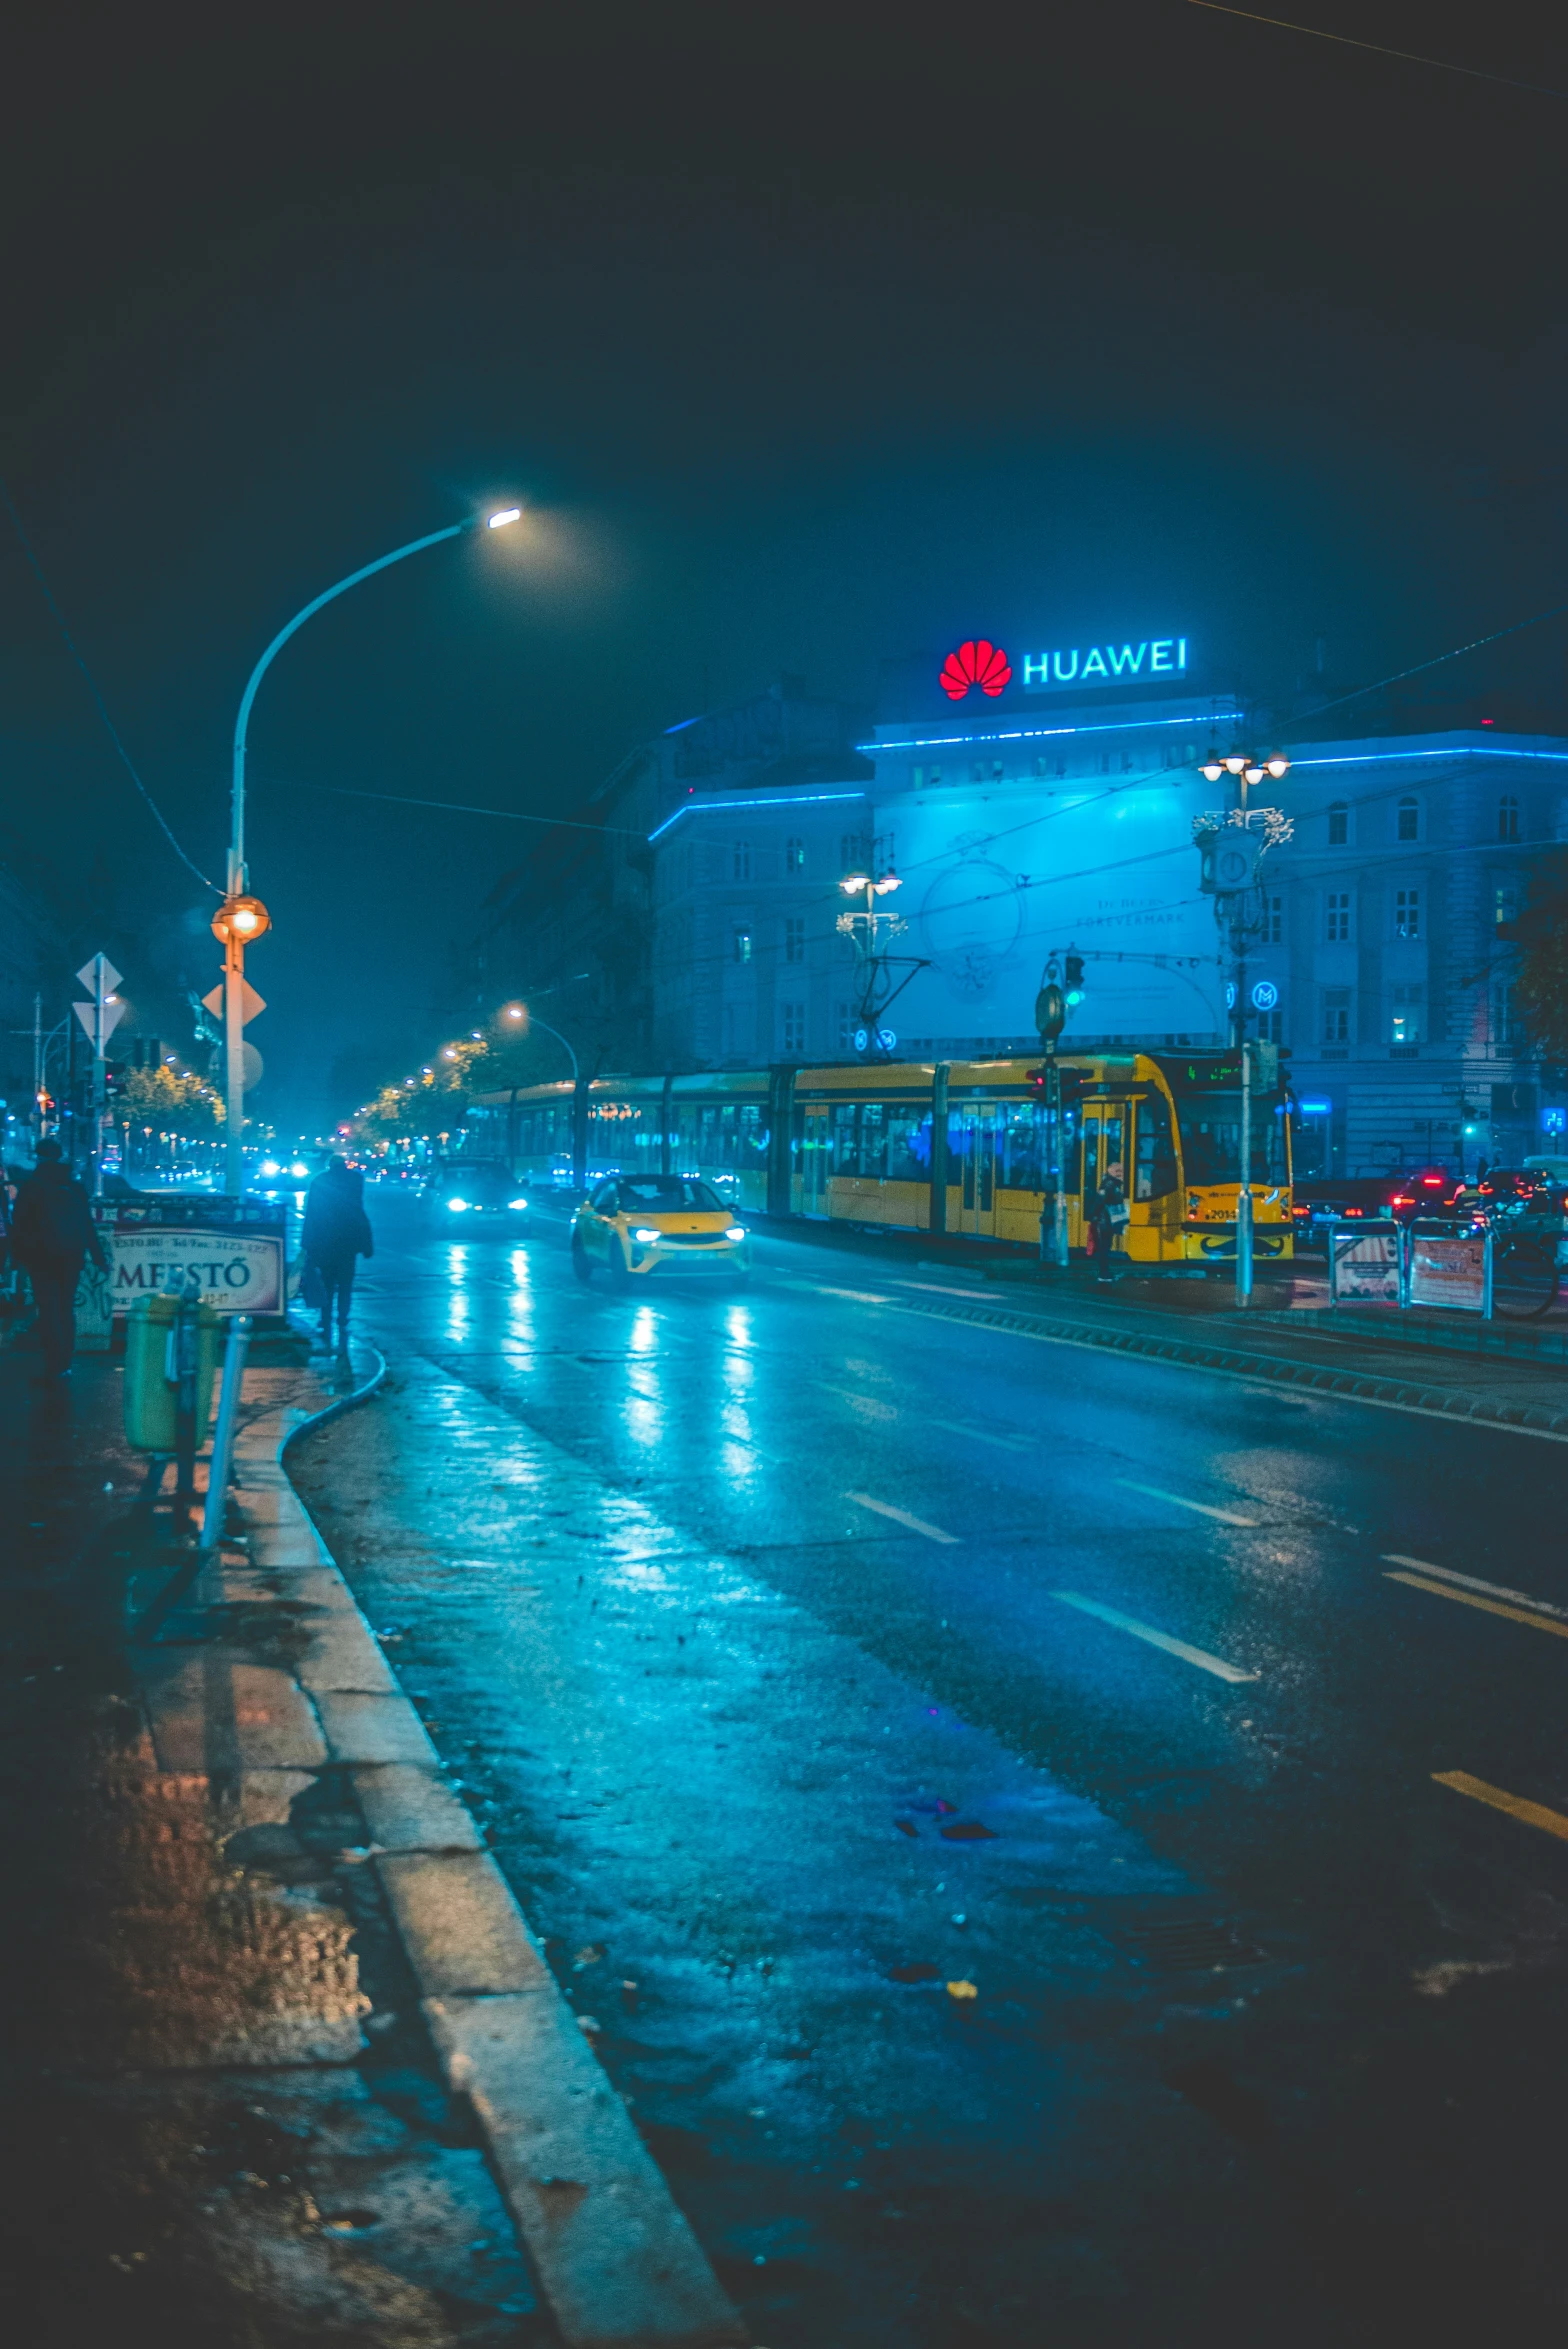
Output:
(0, 476), (221, 893)
(1184, 2), (1568, 104)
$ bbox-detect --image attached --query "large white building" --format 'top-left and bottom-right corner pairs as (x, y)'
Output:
(633, 642), (1567, 1178)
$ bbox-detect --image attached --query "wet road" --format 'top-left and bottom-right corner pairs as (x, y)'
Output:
(291, 1196), (1568, 2348)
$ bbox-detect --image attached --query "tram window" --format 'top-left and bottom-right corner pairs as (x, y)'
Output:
(859, 1100), (887, 1177)
(831, 1102), (859, 1175)
(881, 1105), (928, 1182)
(1000, 1102), (1043, 1190)
(738, 1104), (768, 1171)
(1178, 1095), (1288, 1186)
(1133, 1094), (1178, 1199)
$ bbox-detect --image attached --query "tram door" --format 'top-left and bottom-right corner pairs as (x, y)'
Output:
(958, 1103), (1001, 1237)
(800, 1104), (831, 1218)
(1078, 1104), (1126, 1239)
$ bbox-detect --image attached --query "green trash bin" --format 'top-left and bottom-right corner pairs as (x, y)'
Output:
(123, 1292), (223, 1452)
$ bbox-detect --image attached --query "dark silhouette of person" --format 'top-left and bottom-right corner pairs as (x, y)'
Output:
(10, 1139), (109, 1380)
(302, 1156), (373, 1355)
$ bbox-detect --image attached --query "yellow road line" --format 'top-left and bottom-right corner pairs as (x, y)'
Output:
(1116, 1478), (1259, 1527)
(1433, 1771), (1568, 1842)
(1382, 1553), (1568, 1620)
(1384, 1571), (1568, 1641)
(846, 1491), (960, 1545)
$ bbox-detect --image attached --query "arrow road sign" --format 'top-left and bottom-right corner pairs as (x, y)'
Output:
(202, 978), (266, 1025)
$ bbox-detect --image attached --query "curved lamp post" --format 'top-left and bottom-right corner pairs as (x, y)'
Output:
(220, 504), (523, 1192)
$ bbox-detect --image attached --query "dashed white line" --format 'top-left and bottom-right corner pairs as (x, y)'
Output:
(1051, 1591), (1259, 1681)
(1115, 1478), (1259, 1527)
(846, 1491), (960, 1544)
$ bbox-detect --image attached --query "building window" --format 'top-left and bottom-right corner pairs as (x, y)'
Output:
(784, 837), (805, 873)
(1328, 801), (1349, 845)
(1495, 883), (1518, 928)
(911, 767), (925, 789)
(1499, 794), (1520, 842)
(781, 1003), (806, 1055)
(1326, 891), (1352, 942)
(1493, 983), (1520, 1050)
(1257, 1007), (1283, 1043)
(1397, 796), (1419, 842)
(732, 928), (752, 965)
(783, 916), (805, 965)
(732, 840), (751, 881)
(1394, 888), (1420, 939)
(1323, 988), (1352, 1044)
(1390, 985), (1423, 1045)
(840, 834), (867, 874)
(972, 760), (987, 782)
(1099, 751), (1112, 775)
(1266, 893), (1283, 944)
(835, 1001), (855, 1053)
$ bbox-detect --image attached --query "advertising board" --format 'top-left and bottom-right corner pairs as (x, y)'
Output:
(1407, 1231), (1489, 1314)
(1330, 1226), (1401, 1305)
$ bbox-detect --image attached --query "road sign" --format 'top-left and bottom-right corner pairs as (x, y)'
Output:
(1251, 979), (1279, 1011)
(202, 978), (266, 1024)
(74, 997), (126, 1044)
(77, 954), (122, 996)
(210, 1042), (264, 1092)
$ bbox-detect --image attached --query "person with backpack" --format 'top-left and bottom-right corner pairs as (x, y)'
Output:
(9, 1139), (110, 1380)
(301, 1155), (374, 1356)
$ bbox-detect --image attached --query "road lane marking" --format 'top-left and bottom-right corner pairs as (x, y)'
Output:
(1382, 1554), (1568, 1621)
(1050, 1591), (1259, 1682)
(1115, 1478), (1259, 1527)
(817, 1382), (898, 1421)
(846, 1492), (960, 1544)
(929, 1418), (1032, 1453)
(1385, 1571), (1568, 1641)
(816, 1285), (894, 1304)
(1433, 1771), (1568, 1842)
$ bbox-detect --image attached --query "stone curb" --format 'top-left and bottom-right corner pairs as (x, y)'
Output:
(879, 1290), (1568, 1441)
(238, 1339), (746, 2349)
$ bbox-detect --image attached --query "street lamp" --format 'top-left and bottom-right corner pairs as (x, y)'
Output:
(220, 501), (523, 1191)
(1193, 749), (1292, 1305)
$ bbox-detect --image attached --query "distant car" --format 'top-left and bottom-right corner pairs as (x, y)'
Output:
(571, 1174), (750, 1287)
(1292, 1170), (1462, 1237)
(1475, 1167), (1568, 1224)
(422, 1161), (529, 1227)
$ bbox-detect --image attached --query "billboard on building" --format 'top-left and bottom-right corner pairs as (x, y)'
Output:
(887, 780), (1227, 1043)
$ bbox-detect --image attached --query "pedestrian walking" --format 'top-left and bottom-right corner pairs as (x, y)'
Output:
(9, 1139), (109, 1381)
(302, 1155), (373, 1356)
(1092, 1161), (1127, 1286)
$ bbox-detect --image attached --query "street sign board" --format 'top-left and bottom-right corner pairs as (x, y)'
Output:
(202, 978), (266, 1024)
(77, 955), (122, 995)
(74, 997), (126, 1044)
(101, 1228), (285, 1315)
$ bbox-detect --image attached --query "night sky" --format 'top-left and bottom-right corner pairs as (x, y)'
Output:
(4, 5), (1566, 1132)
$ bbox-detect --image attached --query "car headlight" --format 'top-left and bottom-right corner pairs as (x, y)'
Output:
(290, 1161), (308, 1177)
(447, 1196), (470, 1212)
(508, 1197), (528, 1211)
(260, 1159), (280, 1177)
(631, 1226), (662, 1244)
(726, 1225), (747, 1242)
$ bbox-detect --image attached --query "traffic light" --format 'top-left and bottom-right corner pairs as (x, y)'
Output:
(1064, 952), (1085, 1007)
(1034, 981), (1066, 1044)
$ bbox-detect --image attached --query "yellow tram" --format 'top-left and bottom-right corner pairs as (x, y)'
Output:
(469, 1050), (1292, 1266)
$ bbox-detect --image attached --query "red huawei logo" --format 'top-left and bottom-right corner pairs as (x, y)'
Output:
(940, 639), (1012, 701)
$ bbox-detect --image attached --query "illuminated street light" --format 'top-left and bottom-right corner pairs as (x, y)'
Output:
(1200, 755), (1226, 782)
(223, 498), (525, 1191)
(1266, 753), (1290, 779)
(840, 873), (871, 894)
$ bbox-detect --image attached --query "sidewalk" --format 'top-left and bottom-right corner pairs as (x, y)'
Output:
(0, 1321), (742, 2349)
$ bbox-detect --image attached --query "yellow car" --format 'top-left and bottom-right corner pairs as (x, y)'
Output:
(571, 1175), (751, 1287)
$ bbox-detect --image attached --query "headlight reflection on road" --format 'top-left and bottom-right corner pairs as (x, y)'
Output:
(445, 1246), (471, 1340)
(629, 1307), (658, 1356)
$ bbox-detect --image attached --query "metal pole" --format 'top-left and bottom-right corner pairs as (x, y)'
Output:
(224, 928), (246, 1197)
(172, 1279), (200, 1527)
(225, 518), (472, 1191)
(91, 959), (108, 1198)
(200, 1313), (252, 1551)
(1237, 1036), (1254, 1305)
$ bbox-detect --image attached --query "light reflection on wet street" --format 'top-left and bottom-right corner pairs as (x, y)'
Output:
(292, 1197), (1568, 2347)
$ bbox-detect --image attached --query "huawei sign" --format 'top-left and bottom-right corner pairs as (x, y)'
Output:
(940, 639), (1012, 701)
